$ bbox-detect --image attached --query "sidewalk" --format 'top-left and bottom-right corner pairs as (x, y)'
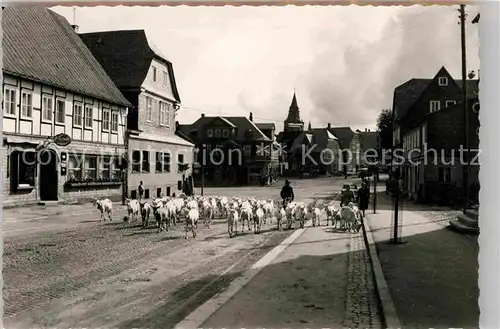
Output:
(365, 195), (479, 328)
(187, 224), (383, 329)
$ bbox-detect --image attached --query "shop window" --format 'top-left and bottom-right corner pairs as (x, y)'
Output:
(144, 189), (150, 199)
(10, 151), (36, 191)
(99, 156), (111, 179)
(166, 186), (171, 196)
(84, 155), (97, 180)
(157, 188), (162, 197)
(112, 157), (122, 179)
(68, 154), (83, 180)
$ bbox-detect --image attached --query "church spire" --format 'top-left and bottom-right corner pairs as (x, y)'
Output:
(307, 122), (311, 130)
(284, 90), (304, 132)
(285, 91), (301, 122)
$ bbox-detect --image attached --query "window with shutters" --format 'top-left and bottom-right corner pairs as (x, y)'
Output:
(42, 95), (53, 122)
(74, 103), (83, 127)
(55, 99), (65, 124)
(21, 91), (33, 118)
(111, 112), (119, 132)
(84, 105), (93, 128)
(4, 87), (16, 116)
(102, 110), (110, 131)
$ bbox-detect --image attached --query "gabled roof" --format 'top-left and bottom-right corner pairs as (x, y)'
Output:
(178, 116), (271, 143)
(79, 29), (181, 102)
(358, 131), (379, 151)
(393, 66), (479, 121)
(2, 7), (131, 107)
(256, 123), (275, 130)
(290, 128), (338, 153)
(327, 127), (355, 149)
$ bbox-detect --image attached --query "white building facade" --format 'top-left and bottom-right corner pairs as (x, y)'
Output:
(2, 7), (131, 207)
(80, 30), (195, 199)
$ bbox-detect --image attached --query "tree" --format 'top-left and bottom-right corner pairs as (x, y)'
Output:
(376, 108), (393, 150)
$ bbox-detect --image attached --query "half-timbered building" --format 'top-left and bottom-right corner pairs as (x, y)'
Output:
(2, 7), (131, 207)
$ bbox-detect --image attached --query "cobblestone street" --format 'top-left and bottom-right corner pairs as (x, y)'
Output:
(5, 177), (383, 329)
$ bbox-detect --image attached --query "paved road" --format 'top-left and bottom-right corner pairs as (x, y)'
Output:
(4, 177), (353, 329)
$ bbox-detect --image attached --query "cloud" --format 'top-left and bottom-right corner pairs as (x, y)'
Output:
(51, 5), (479, 132)
(303, 5), (479, 131)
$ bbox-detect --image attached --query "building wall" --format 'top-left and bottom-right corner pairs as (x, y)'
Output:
(3, 135), (126, 207)
(3, 75), (127, 145)
(128, 137), (193, 198)
(401, 73), (462, 136)
(2, 75), (128, 207)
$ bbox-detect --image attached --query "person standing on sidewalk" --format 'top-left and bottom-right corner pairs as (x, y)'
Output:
(138, 181), (144, 201)
(358, 182), (370, 218)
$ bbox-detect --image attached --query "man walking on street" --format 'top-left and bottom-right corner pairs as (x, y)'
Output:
(138, 181), (144, 201)
(340, 185), (355, 207)
(280, 179), (294, 206)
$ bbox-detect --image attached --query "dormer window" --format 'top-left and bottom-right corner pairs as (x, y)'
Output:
(207, 129), (213, 138)
(438, 77), (448, 86)
(445, 100), (456, 107)
(430, 100), (440, 113)
(222, 129), (229, 138)
(215, 129), (221, 138)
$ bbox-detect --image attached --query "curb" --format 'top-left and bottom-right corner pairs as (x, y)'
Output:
(174, 192), (340, 329)
(362, 215), (401, 329)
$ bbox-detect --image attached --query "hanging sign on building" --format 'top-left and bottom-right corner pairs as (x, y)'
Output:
(53, 133), (72, 147)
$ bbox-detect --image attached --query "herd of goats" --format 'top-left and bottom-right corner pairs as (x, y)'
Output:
(93, 195), (363, 239)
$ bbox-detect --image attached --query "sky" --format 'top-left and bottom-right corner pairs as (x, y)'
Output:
(52, 5), (480, 132)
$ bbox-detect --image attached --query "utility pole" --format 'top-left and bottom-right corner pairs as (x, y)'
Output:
(459, 4), (470, 213)
(373, 168), (377, 214)
(200, 146), (205, 196)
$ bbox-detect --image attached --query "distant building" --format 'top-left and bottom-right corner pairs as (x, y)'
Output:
(276, 92), (306, 175)
(288, 127), (341, 176)
(392, 66), (479, 205)
(2, 7), (131, 207)
(177, 113), (279, 186)
(80, 30), (195, 199)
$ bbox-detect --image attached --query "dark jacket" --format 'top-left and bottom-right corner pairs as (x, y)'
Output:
(358, 187), (370, 210)
(280, 185), (294, 201)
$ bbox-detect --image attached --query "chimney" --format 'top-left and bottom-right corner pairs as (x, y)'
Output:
(249, 112), (253, 122)
(201, 113), (205, 118)
(327, 123), (331, 129)
(71, 25), (79, 33)
(365, 128), (367, 132)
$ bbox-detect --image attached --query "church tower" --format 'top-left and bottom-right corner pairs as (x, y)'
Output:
(284, 91), (304, 132)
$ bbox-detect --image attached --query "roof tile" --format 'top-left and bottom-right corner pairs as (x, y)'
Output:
(3, 7), (131, 107)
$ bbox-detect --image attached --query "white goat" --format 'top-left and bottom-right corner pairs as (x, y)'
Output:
(126, 199), (141, 223)
(185, 208), (199, 239)
(227, 208), (239, 238)
(94, 198), (113, 222)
